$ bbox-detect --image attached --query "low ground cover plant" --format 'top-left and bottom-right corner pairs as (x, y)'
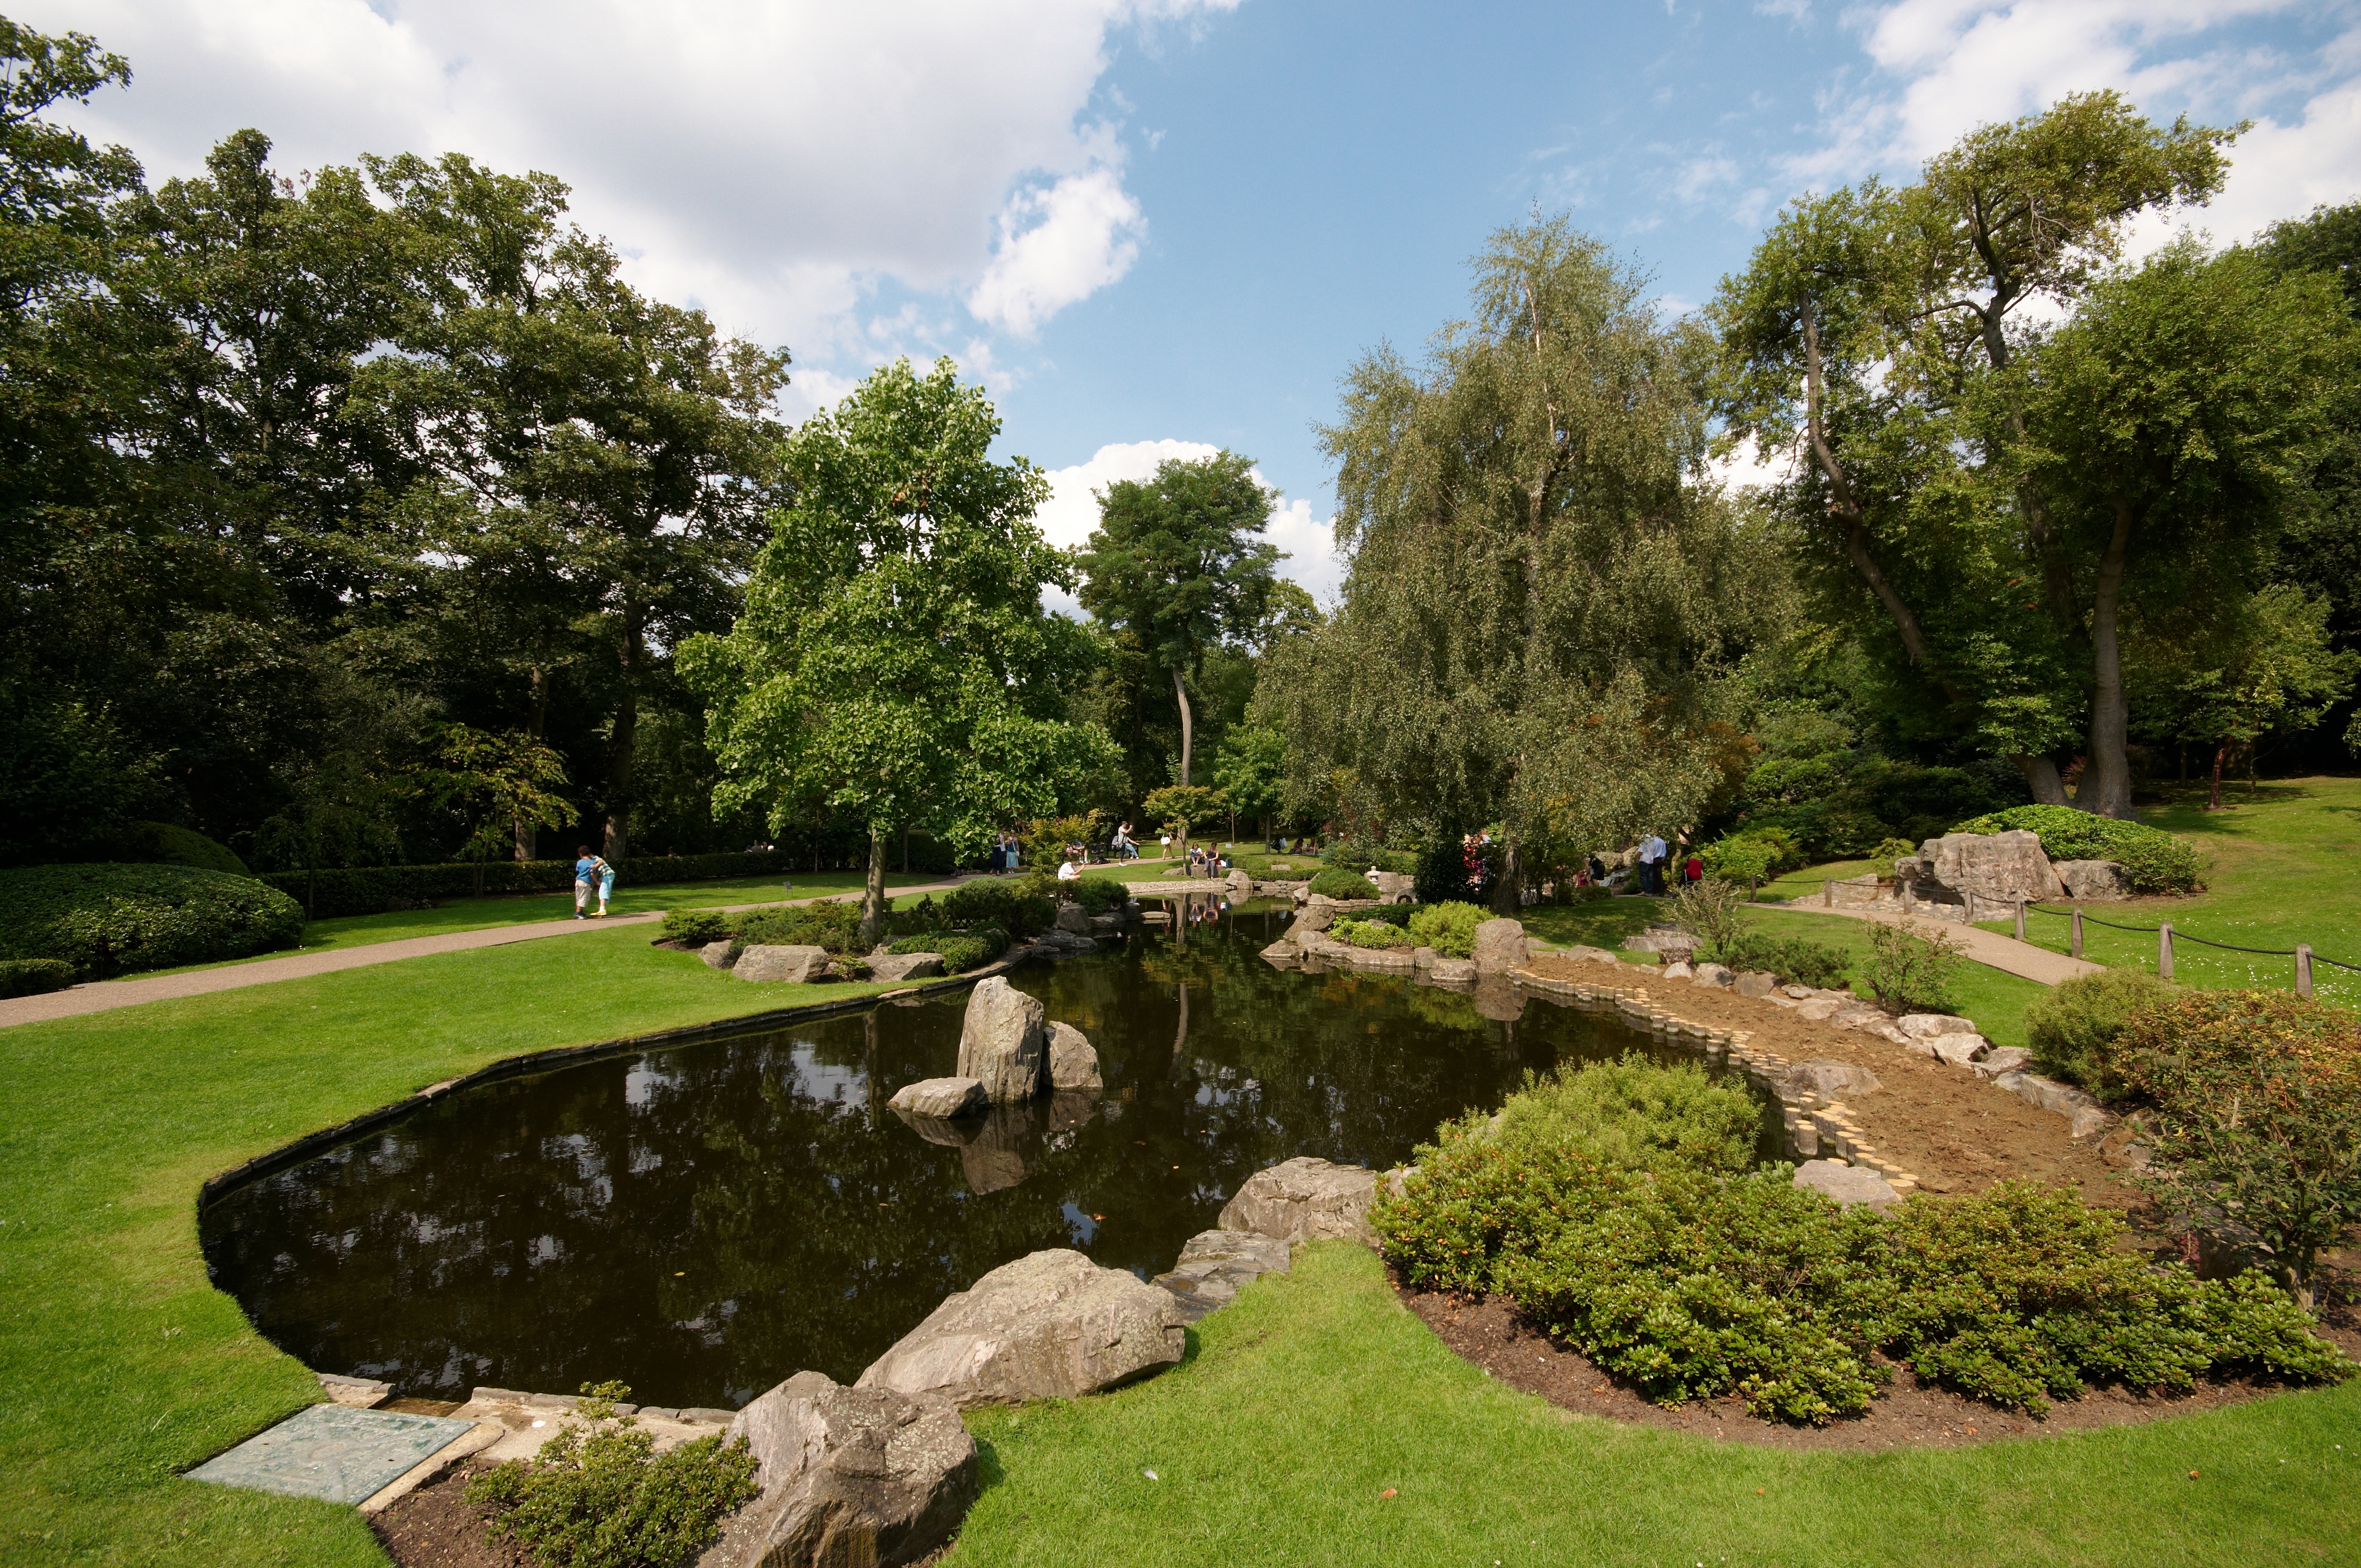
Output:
(1373, 1057), (2349, 1424)
(0, 863), (305, 978)
(2025, 968), (2180, 1097)
(1309, 868), (1383, 900)
(1710, 931), (1851, 989)
(1856, 919), (1965, 1013)
(658, 910), (732, 946)
(466, 1382), (758, 1568)
(735, 900), (863, 954)
(1950, 804), (2202, 894)
(1407, 900), (1485, 957)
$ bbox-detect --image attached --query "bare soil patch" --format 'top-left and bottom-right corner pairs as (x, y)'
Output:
(373, 1459), (534, 1568)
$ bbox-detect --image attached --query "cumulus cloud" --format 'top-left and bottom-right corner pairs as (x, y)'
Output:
(23, 0), (1235, 367)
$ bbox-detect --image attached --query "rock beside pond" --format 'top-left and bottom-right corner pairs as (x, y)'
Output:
(856, 1249), (1184, 1408)
(1259, 938), (1301, 966)
(1217, 1156), (1379, 1245)
(1426, 956), (1477, 984)
(1047, 1022), (1102, 1092)
(1152, 1228), (1292, 1322)
(1053, 902), (1094, 935)
(869, 952), (944, 983)
(888, 1077), (986, 1119)
(1793, 1159), (1901, 1211)
(1471, 918), (1529, 976)
(699, 1371), (975, 1568)
(700, 940), (741, 970)
(956, 977), (1046, 1102)
(734, 944), (829, 984)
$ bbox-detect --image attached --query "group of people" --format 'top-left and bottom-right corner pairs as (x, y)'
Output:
(1633, 832), (1705, 895)
(572, 846), (615, 918)
(1183, 843), (1230, 878)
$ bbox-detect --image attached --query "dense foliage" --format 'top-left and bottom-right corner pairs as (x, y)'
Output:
(1854, 920), (1966, 1013)
(1308, 869), (1381, 901)
(0, 863), (304, 978)
(466, 1385), (759, 1568)
(886, 928), (1008, 972)
(0, 957), (74, 997)
(1711, 931), (1852, 989)
(1407, 901), (1485, 959)
(1375, 1059), (2350, 1424)
(2025, 968), (2181, 1096)
(1332, 918), (1414, 950)
(1067, 874), (1131, 916)
(943, 879), (1058, 938)
(1950, 805), (2202, 894)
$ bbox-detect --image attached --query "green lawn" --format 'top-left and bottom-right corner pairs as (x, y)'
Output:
(0, 925), (907, 1566)
(954, 1242), (2361, 1567)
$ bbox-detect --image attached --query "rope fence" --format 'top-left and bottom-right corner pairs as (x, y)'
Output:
(2015, 901), (2358, 994)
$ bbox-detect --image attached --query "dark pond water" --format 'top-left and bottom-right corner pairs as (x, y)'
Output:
(201, 899), (1766, 1409)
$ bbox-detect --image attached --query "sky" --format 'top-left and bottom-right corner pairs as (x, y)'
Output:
(31, 0), (2361, 606)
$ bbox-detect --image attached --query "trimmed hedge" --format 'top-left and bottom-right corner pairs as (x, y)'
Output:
(260, 850), (799, 918)
(110, 821), (248, 875)
(1949, 805), (2201, 894)
(0, 863), (304, 978)
(0, 957), (75, 997)
(1308, 868), (1382, 900)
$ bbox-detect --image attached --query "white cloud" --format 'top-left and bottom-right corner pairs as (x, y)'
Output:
(1710, 433), (1797, 494)
(23, 0), (1236, 374)
(1031, 439), (1343, 616)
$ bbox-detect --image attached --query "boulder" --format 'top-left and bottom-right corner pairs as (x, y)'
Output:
(734, 945), (830, 984)
(888, 1077), (986, 1119)
(1151, 1229), (1292, 1322)
(1662, 960), (1694, 980)
(956, 977), (1047, 1102)
(1627, 925), (1700, 960)
(1782, 984), (1814, 999)
(1794, 998), (1843, 1021)
(1690, 962), (1736, 989)
(1991, 1070), (2114, 1138)
(1925, 1033), (1990, 1066)
(697, 1371), (975, 1568)
(1259, 939), (1301, 967)
(1369, 869), (1414, 904)
(1897, 1013), (1977, 1039)
(1916, 829), (2065, 903)
(1053, 902), (1094, 935)
(1216, 1157), (1380, 1245)
(700, 939), (742, 971)
(1292, 904), (1335, 933)
(1426, 956), (1478, 985)
(1029, 928), (1096, 955)
(1560, 944), (1621, 966)
(856, 1250), (1184, 1408)
(1471, 918), (1530, 976)
(1972, 1046), (2034, 1077)
(1792, 1159), (1901, 1211)
(1734, 970), (1778, 999)
(1781, 1059), (1882, 1098)
(1046, 1022), (1102, 1092)
(869, 952), (944, 983)
(2054, 859), (2132, 901)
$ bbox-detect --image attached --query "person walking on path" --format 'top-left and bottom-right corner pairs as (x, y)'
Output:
(572, 846), (606, 919)
(597, 856), (617, 917)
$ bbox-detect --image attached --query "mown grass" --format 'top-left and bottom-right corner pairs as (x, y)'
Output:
(1736, 905), (2050, 1051)
(0, 926), (906, 1567)
(953, 1242), (2361, 1567)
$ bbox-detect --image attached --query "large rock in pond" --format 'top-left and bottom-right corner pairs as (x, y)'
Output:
(856, 1250), (1184, 1408)
(955, 977), (1046, 1103)
(1046, 1022), (1102, 1092)
(734, 945), (829, 984)
(2054, 859), (2132, 900)
(869, 952), (944, 983)
(888, 1077), (986, 1120)
(698, 1371), (975, 1568)
(1917, 829), (2064, 903)
(1792, 1159), (1901, 1211)
(1471, 918), (1529, 976)
(1216, 1157), (1380, 1245)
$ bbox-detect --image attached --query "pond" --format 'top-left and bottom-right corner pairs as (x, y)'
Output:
(200, 899), (1766, 1410)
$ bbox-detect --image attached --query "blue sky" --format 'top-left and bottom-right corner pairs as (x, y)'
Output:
(36, 1), (2361, 600)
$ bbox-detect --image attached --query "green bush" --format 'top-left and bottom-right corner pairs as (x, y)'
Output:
(889, 927), (1007, 972)
(1667, 877), (1747, 954)
(1490, 1057), (1761, 1174)
(1324, 840), (1416, 875)
(1068, 874), (1129, 915)
(0, 863), (304, 978)
(1332, 918), (1415, 950)
(943, 879), (1057, 937)
(109, 821), (248, 875)
(1856, 919), (1964, 1013)
(1872, 835), (1920, 864)
(467, 1383), (759, 1568)
(2025, 968), (2180, 1097)
(658, 910), (732, 946)
(733, 900), (863, 954)
(0, 957), (74, 997)
(1712, 932), (1851, 989)
(1308, 868), (1382, 900)
(258, 849), (798, 918)
(1407, 900), (1484, 957)
(1702, 827), (1803, 887)
(1950, 804), (2201, 895)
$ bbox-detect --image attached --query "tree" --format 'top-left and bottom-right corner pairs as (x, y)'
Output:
(2130, 586), (2357, 809)
(683, 359), (1114, 944)
(1276, 217), (1778, 911)
(417, 723), (575, 864)
(1143, 784), (1226, 864)
(1077, 452), (1282, 790)
(1212, 724), (1287, 843)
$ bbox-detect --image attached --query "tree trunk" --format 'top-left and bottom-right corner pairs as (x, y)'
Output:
(516, 665), (549, 862)
(859, 826), (888, 948)
(603, 618), (643, 858)
(1489, 833), (1523, 915)
(2010, 753), (2070, 805)
(2079, 504), (2139, 820)
(2207, 742), (2227, 811)
(1172, 666), (1194, 787)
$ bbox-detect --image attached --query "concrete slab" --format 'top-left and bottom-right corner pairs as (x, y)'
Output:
(185, 1402), (476, 1505)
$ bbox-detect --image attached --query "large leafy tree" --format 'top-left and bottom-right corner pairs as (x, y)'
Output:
(684, 358), (1114, 943)
(1076, 451), (1282, 790)
(1274, 217), (1778, 908)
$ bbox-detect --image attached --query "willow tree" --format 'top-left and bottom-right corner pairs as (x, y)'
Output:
(683, 358), (1113, 944)
(1271, 217), (1777, 909)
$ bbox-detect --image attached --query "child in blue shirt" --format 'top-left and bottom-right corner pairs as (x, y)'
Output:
(573, 846), (607, 919)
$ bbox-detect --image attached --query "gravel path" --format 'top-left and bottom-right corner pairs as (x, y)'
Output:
(0, 879), (977, 1030)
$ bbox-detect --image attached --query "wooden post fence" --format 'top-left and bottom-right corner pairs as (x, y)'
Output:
(1823, 878), (1832, 907)
(2159, 921), (2175, 982)
(2297, 943), (2314, 999)
(2015, 899), (2026, 941)
(2071, 906), (2083, 959)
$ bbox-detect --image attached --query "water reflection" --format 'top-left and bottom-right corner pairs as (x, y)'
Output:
(200, 899), (1726, 1409)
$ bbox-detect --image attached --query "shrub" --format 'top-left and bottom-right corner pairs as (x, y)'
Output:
(1068, 874), (1129, 915)
(659, 910), (732, 946)
(0, 863), (304, 978)
(467, 1383), (758, 1568)
(890, 927), (1008, 972)
(1713, 932), (1851, 989)
(1667, 877), (1747, 954)
(258, 849), (798, 918)
(109, 821), (248, 875)
(1949, 804), (2201, 894)
(1407, 900), (1485, 957)
(1702, 827), (1803, 888)
(1324, 840), (1416, 875)
(1490, 1057), (1761, 1174)
(2024, 968), (2180, 1097)
(0, 957), (74, 998)
(1856, 919), (1964, 1013)
(1309, 868), (1382, 900)
(1872, 836), (1919, 865)
(943, 879), (1057, 937)
(733, 900), (863, 954)
(1332, 918), (1415, 950)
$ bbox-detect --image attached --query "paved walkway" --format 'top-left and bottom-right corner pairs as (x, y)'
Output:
(1753, 898), (2101, 986)
(0, 879), (977, 1030)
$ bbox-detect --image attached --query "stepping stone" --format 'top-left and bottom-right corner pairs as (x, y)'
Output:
(186, 1402), (476, 1506)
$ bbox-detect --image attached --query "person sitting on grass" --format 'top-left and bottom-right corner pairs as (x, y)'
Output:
(1057, 856), (1081, 884)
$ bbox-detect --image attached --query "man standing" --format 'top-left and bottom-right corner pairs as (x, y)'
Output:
(1638, 831), (1668, 896)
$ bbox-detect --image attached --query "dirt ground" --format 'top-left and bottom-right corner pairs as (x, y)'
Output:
(1399, 1277), (2361, 1451)
(1521, 953), (2138, 1206)
(373, 1459), (534, 1568)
